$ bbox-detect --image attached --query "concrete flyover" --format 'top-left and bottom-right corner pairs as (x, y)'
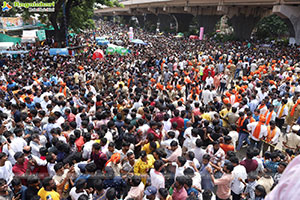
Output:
(95, 0), (300, 43)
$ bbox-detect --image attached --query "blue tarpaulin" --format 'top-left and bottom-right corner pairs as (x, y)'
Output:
(0, 50), (29, 54)
(49, 48), (69, 56)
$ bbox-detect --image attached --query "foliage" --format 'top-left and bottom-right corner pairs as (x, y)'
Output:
(254, 14), (289, 39)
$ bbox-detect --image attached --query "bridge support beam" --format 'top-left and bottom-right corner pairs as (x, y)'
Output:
(273, 5), (300, 44)
(158, 14), (176, 32)
(136, 15), (145, 28)
(229, 14), (260, 40)
(172, 13), (194, 32)
(195, 15), (222, 34)
(145, 14), (158, 32)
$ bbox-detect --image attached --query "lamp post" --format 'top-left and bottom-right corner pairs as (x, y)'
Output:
(63, 0), (68, 46)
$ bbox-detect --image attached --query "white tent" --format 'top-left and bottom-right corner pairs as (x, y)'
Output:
(0, 42), (14, 50)
(22, 30), (38, 43)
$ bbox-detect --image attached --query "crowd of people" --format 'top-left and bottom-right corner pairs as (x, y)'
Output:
(0, 19), (300, 200)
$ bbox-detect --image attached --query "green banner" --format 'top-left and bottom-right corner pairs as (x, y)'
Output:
(36, 30), (46, 41)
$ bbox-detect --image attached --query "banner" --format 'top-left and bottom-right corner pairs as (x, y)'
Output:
(128, 27), (133, 41)
(36, 30), (46, 41)
(0, 17), (23, 28)
(199, 27), (204, 40)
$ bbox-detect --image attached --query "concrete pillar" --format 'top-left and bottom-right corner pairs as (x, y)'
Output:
(120, 15), (132, 25)
(145, 14), (158, 32)
(195, 15), (222, 34)
(273, 5), (300, 44)
(158, 14), (176, 32)
(136, 15), (145, 28)
(229, 14), (260, 40)
(172, 13), (194, 32)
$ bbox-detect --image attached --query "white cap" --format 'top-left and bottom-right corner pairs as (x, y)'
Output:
(292, 125), (300, 132)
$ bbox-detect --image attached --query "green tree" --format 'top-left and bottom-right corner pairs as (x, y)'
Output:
(1, 0), (122, 41)
(254, 14), (288, 39)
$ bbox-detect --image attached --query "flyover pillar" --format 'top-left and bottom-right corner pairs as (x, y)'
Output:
(273, 5), (300, 44)
(172, 13), (194, 33)
(145, 14), (158, 32)
(195, 15), (222, 34)
(136, 15), (145, 28)
(229, 14), (260, 40)
(158, 14), (176, 32)
(120, 15), (132, 25)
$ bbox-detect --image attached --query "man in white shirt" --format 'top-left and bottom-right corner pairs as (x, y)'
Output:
(262, 121), (281, 154)
(202, 86), (213, 105)
(81, 133), (95, 160)
(230, 157), (247, 200)
(192, 139), (206, 164)
(0, 152), (13, 184)
(150, 160), (165, 192)
(247, 116), (268, 151)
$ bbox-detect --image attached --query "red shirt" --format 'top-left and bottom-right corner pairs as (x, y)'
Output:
(13, 159), (30, 176)
(147, 128), (161, 140)
(75, 136), (84, 152)
(240, 159), (258, 173)
(170, 117), (184, 132)
(67, 113), (76, 122)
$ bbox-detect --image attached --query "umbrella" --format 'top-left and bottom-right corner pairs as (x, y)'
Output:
(92, 49), (104, 60)
(189, 35), (199, 40)
(97, 40), (110, 45)
(131, 39), (147, 45)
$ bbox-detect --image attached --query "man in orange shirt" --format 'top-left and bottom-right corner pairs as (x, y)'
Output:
(220, 136), (235, 154)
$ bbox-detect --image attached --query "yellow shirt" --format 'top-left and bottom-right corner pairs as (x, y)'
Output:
(134, 154), (155, 184)
(201, 113), (211, 121)
(38, 187), (60, 200)
(219, 108), (230, 127)
(142, 141), (160, 154)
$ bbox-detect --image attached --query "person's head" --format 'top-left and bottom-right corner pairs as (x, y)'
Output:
(247, 172), (257, 182)
(140, 151), (147, 162)
(229, 156), (239, 166)
(154, 160), (164, 172)
(202, 154), (211, 165)
(277, 162), (287, 173)
(78, 194), (89, 200)
(202, 189), (213, 200)
(158, 188), (169, 199)
(94, 179), (104, 193)
(108, 142), (115, 152)
(27, 175), (40, 188)
(177, 156), (186, 167)
(42, 177), (56, 191)
(54, 162), (64, 176)
(92, 143), (101, 153)
(11, 178), (22, 193)
(144, 186), (157, 199)
(106, 187), (117, 200)
(175, 176), (186, 189)
(170, 140), (178, 151)
(223, 162), (234, 174)
(14, 152), (25, 164)
(246, 148), (254, 159)
(0, 152), (7, 164)
(127, 152), (135, 163)
(224, 135), (232, 144)
(212, 141), (220, 151)
(255, 185), (267, 198)
(76, 179), (87, 191)
(0, 178), (8, 193)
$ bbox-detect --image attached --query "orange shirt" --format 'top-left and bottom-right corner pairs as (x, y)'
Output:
(220, 143), (235, 154)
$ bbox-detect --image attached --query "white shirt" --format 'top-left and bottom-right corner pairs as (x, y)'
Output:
(82, 140), (95, 160)
(193, 147), (206, 164)
(276, 105), (288, 118)
(202, 89), (212, 104)
(30, 141), (42, 157)
(150, 169), (165, 190)
(247, 122), (268, 141)
(69, 187), (89, 200)
(231, 164), (248, 194)
(269, 127), (281, 144)
(228, 131), (239, 150)
(0, 161), (13, 184)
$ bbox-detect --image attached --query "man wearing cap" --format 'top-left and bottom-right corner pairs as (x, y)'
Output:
(144, 186), (159, 200)
(283, 125), (300, 151)
(247, 116), (268, 151)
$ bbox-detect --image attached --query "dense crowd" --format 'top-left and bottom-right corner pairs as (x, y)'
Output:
(0, 20), (300, 200)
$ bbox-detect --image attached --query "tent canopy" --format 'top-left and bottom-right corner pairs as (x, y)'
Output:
(131, 39), (147, 45)
(49, 48), (69, 56)
(92, 49), (104, 60)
